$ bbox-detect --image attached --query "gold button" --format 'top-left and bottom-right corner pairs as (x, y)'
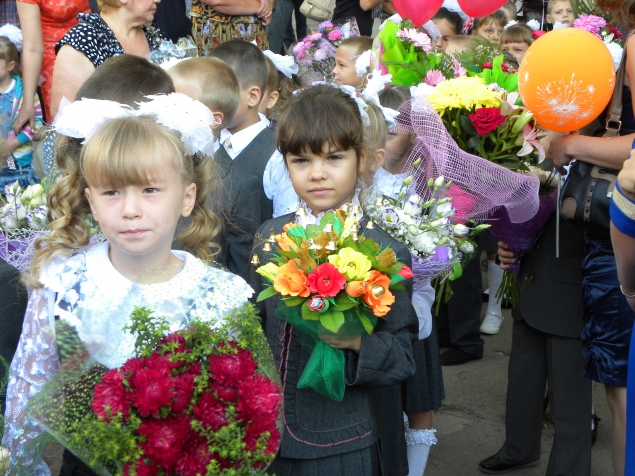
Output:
(525, 274), (534, 282)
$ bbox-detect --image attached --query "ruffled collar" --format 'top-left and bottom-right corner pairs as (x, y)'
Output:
(295, 189), (364, 227)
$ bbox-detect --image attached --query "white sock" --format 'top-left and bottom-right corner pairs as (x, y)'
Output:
(486, 259), (504, 315)
(405, 428), (437, 476)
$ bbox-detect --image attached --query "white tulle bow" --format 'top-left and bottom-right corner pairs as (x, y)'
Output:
(362, 72), (399, 129)
(263, 50), (299, 78)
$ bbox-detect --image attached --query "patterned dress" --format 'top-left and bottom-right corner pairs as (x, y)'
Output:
(1, 242), (254, 475)
(17, 0), (90, 119)
(190, 0), (268, 55)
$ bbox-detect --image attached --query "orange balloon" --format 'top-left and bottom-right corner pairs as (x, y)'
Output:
(518, 28), (615, 132)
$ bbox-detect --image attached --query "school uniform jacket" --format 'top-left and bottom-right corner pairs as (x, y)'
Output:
(249, 214), (418, 460)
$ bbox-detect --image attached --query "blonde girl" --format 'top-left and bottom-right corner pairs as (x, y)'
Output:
(2, 96), (254, 475)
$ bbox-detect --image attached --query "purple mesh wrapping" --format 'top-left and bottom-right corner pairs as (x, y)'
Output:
(397, 96), (541, 224)
(411, 247), (455, 290)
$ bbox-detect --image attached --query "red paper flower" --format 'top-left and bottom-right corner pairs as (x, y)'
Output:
(138, 415), (191, 470)
(306, 263), (346, 297)
(468, 107), (507, 136)
(236, 375), (280, 426)
(171, 373), (196, 413)
(130, 367), (174, 417)
(398, 265), (413, 279)
(209, 345), (257, 386)
(92, 369), (132, 421)
(192, 392), (228, 431)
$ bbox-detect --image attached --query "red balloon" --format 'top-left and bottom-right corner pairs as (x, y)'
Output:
(457, 0), (507, 18)
(392, 0), (443, 27)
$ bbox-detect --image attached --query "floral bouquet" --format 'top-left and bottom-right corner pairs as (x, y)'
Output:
(375, 17), (458, 87)
(292, 19), (359, 83)
(27, 305), (281, 476)
(426, 75), (542, 171)
(255, 208), (411, 401)
(365, 169), (490, 310)
(573, 14), (624, 70)
(0, 180), (49, 271)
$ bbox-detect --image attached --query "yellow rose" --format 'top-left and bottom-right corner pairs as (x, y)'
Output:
(328, 248), (371, 281)
(256, 262), (280, 282)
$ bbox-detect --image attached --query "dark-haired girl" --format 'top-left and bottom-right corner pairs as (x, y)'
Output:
(432, 7), (465, 52)
(250, 84), (418, 475)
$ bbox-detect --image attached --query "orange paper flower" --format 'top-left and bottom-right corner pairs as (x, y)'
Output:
(363, 271), (395, 317)
(273, 260), (310, 297)
(276, 232), (298, 252)
(346, 281), (368, 298)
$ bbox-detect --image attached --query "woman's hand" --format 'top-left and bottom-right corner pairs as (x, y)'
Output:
(319, 334), (362, 354)
(547, 133), (578, 174)
(497, 241), (517, 271)
(257, 0), (274, 25)
(16, 1), (43, 132)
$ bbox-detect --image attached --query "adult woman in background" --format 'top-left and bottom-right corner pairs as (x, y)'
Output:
(15, 0), (89, 125)
(190, 0), (274, 55)
(50, 0), (166, 119)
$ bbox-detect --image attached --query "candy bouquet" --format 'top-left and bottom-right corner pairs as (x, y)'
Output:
(255, 207), (411, 401)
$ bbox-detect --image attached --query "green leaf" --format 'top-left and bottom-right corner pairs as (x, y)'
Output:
(320, 310), (345, 333)
(467, 135), (482, 150)
(390, 283), (405, 291)
(287, 226), (307, 239)
(283, 297), (305, 307)
(389, 273), (405, 287)
(320, 213), (337, 228)
(278, 249), (300, 259)
(333, 293), (358, 311)
(256, 286), (278, 302)
(358, 238), (378, 258)
(306, 224), (322, 240)
(301, 301), (320, 320)
(459, 115), (478, 136)
(340, 237), (359, 251)
(358, 312), (375, 335)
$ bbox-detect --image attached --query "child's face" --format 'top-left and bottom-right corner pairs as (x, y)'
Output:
(85, 161), (196, 268)
(384, 132), (414, 175)
(0, 59), (15, 81)
(433, 19), (457, 52)
(473, 20), (504, 43)
(333, 46), (363, 89)
(546, 1), (573, 26)
(286, 143), (365, 216)
(502, 41), (529, 64)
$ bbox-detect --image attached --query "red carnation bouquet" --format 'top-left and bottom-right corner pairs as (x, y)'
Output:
(26, 305), (281, 476)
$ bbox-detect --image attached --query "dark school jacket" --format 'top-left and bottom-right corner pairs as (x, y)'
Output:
(249, 214), (418, 460)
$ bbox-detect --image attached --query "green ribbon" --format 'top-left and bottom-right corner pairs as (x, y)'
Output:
(276, 302), (374, 401)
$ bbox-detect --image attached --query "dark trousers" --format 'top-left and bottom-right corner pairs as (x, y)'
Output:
(498, 319), (592, 476)
(267, 0), (295, 53)
(434, 248), (484, 358)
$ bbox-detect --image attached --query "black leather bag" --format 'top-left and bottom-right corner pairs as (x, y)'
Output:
(559, 48), (625, 238)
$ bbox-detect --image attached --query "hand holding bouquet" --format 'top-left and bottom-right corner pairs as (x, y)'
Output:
(255, 209), (411, 400)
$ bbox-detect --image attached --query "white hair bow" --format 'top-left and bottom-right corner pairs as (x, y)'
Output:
(0, 24), (23, 51)
(53, 93), (219, 156)
(355, 50), (374, 77)
(361, 72), (400, 129)
(263, 50), (299, 78)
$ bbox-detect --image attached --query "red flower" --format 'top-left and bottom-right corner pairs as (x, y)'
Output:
(397, 266), (413, 280)
(130, 367), (174, 417)
(192, 393), (228, 431)
(124, 459), (159, 476)
(482, 62), (493, 69)
(138, 415), (191, 470)
(171, 373), (196, 413)
(306, 263), (346, 297)
(174, 434), (213, 476)
(212, 381), (239, 402)
(244, 419), (281, 455)
(92, 369), (132, 421)
(185, 361), (201, 377)
(236, 375), (280, 426)
(209, 345), (257, 386)
(158, 332), (189, 355)
(468, 107), (507, 136)
(121, 357), (144, 378)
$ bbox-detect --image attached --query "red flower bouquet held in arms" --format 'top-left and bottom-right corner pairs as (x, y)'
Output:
(26, 305), (282, 476)
(254, 208), (411, 401)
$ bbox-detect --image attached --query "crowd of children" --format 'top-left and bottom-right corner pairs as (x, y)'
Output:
(0, 0), (630, 476)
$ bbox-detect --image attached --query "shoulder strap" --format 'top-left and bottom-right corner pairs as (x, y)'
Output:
(606, 46), (627, 137)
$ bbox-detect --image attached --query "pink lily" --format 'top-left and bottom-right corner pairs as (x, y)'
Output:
(517, 124), (545, 163)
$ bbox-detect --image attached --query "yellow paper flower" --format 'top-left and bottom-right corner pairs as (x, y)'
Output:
(256, 262), (280, 282)
(427, 76), (501, 114)
(328, 248), (372, 281)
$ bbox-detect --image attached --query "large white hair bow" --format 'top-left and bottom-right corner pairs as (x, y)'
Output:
(263, 50), (299, 78)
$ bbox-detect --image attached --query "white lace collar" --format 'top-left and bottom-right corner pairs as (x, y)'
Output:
(295, 189), (364, 227)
